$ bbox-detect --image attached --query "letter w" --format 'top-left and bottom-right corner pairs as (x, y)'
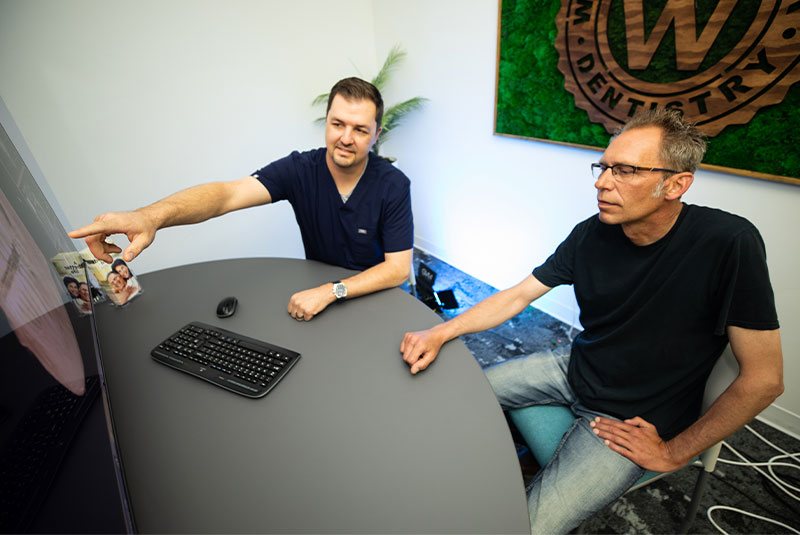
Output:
(624, 0), (737, 70)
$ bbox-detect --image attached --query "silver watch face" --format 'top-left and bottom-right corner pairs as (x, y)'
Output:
(333, 282), (347, 299)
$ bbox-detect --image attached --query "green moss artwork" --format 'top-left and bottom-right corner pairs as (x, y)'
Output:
(495, 0), (800, 184)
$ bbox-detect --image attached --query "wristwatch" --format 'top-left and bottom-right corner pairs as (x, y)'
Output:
(332, 280), (347, 302)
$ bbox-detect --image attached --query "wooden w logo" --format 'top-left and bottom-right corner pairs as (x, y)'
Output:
(624, 0), (737, 70)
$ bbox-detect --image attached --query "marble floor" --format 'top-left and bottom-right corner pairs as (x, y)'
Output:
(403, 248), (800, 535)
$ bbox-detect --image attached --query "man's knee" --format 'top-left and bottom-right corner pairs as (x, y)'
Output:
(484, 359), (527, 409)
(484, 350), (572, 410)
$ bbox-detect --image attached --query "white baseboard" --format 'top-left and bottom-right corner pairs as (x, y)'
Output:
(413, 237), (442, 259)
(757, 404), (800, 441)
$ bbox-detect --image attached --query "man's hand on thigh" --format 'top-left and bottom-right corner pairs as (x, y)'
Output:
(590, 416), (683, 472)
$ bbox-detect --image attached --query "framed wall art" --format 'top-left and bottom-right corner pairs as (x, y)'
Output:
(495, 0), (800, 185)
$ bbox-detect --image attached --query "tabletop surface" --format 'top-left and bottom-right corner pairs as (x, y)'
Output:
(96, 258), (530, 534)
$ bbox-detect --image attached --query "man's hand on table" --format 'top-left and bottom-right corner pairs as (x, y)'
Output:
(288, 283), (336, 321)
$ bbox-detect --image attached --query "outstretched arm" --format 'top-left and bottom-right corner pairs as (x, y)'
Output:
(69, 176), (271, 262)
(288, 248), (412, 321)
(591, 326), (783, 472)
(400, 274), (552, 374)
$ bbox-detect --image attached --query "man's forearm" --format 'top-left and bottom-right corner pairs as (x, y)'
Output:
(590, 328), (783, 473)
(665, 375), (783, 466)
(137, 181), (246, 230)
(666, 327), (786, 466)
(434, 275), (552, 344)
(399, 275), (550, 375)
(340, 250), (411, 299)
(70, 176), (271, 263)
(286, 250), (410, 322)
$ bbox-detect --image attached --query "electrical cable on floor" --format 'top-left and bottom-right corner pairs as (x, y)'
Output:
(707, 506), (799, 535)
(716, 436), (800, 510)
(707, 425), (800, 534)
(714, 439), (800, 520)
(760, 474), (800, 524)
(701, 462), (798, 527)
(717, 429), (800, 500)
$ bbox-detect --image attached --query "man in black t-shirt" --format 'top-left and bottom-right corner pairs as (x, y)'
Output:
(400, 109), (783, 533)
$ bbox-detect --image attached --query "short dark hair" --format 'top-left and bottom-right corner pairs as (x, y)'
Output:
(63, 276), (78, 287)
(326, 77), (384, 129)
(616, 108), (707, 173)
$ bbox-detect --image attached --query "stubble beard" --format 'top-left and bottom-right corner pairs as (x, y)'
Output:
(331, 145), (358, 169)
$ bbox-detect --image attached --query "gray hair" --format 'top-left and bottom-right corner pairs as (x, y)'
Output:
(615, 108), (707, 173)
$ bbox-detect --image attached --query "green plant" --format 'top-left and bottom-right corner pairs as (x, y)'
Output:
(312, 44), (428, 157)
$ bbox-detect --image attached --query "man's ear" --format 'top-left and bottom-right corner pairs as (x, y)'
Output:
(368, 126), (383, 152)
(665, 172), (694, 200)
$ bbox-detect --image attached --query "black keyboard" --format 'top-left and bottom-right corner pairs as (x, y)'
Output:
(151, 322), (301, 398)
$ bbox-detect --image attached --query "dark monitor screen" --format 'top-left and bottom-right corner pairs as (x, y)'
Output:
(0, 114), (133, 532)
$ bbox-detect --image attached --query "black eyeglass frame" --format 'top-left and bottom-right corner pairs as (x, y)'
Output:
(591, 162), (679, 181)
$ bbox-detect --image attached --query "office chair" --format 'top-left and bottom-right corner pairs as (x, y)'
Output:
(408, 251), (416, 291)
(508, 345), (739, 534)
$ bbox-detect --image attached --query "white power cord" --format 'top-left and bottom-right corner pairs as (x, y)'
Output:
(707, 506), (799, 535)
(708, 424), (800, 533)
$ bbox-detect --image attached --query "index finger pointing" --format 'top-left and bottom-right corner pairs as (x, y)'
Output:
(68, 221), (111, 239)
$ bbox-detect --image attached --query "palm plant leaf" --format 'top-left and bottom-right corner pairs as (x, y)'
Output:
(311, 92), (329, 107)
(381, 97), (429, 133)
(374, 97), (428, 154)
(371, 44), (406, 91)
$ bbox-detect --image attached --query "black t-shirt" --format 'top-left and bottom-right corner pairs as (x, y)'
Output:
(533, 204), (778, 439)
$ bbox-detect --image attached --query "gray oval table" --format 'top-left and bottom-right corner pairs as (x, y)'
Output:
(95, 258), (530, 533)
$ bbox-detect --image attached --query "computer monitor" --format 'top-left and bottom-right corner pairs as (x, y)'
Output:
(0, 112), (133, 532)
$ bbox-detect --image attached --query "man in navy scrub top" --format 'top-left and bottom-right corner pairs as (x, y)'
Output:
(72, 77), (413, 322)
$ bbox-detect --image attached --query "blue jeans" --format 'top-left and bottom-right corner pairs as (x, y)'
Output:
(485, 348), (645, 534)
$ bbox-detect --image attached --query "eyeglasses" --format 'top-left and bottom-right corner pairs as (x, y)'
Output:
(591, 162), (679, 182)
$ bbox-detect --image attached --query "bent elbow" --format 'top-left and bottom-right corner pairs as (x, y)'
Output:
(390, 260), (411, 287)
(769, 378), (785, 401)
(759, 375), (784, 406)
(393, 267), (409, 287)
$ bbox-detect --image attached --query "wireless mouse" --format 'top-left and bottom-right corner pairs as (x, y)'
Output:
(216, 296), (238, 318)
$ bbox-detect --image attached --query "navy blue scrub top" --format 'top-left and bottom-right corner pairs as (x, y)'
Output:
(252, 148), (413, 271)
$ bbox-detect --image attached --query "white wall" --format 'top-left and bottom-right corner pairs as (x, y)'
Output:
(0, 0), (379, 274)
(1, 0), (797, 434)
(372, 1), (593, 325)
(372, 0), (800, 436)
